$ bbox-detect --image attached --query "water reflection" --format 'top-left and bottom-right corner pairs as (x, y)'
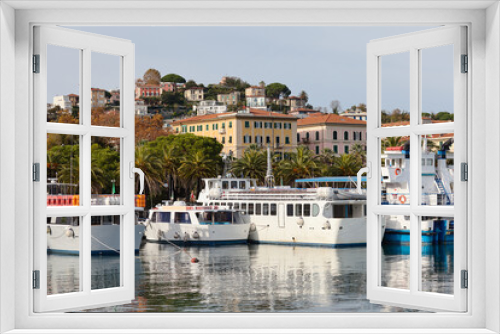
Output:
(46, 243), (454, 312)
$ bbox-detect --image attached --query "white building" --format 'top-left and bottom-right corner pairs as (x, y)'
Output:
(135, 99), (148, 115)
(245, 86), (266, 110)
(340, 109), (368, 121)
(52, 95), (72, 111)
(194, 100), (227, 115)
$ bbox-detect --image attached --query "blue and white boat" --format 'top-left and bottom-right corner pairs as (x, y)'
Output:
(381, 139), (455, 245)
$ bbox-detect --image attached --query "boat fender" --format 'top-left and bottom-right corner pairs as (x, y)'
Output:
(323, 221), (331, 230)
(65, 228), (74, 238)
(184, 232), (189, 242)
(249, 223), (257, 232)
(173, 232), (180, 239)
(395, 168), (401, 176)
(399, 195), (407, 204)
(297, 217), (304, 226)
(156, 229), (162, 240)
(47, 226), (52, 235)
(192, 231), (200, 239)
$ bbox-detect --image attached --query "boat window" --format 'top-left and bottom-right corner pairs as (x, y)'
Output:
(230, 181), (238, 189)
(303, 204), (311, 217)
(270, 204), (277, 216)
(221, 202), (226, 206)
(312, 204), (320, 217)
(222, 181), (229, 189)
(239, 181), (246, 189)
(256, 203), (262, 215)
(295, 204), (302, 216)
(227, 202), (233, 208)
(427, 158), (433, 166)
(215, 211), (233, 223)
(174, 212), (191, 224)
(241, 203), (247, 211)
(214, 202), (220, 206)
(155, 212), (171, 223)
(422, 158), (425, 166)
(287, 204), (293, 216)
(263, 203), (269, 215)
(323, 203), (354, 218)
(248, 203), (254, 215)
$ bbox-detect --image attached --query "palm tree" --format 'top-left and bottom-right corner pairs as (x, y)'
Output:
(232, 149), (267, 183)
(178, 150), (217, 196)
(135, 145), (164, 205)
(162, 145), (179, 199)
(277, 146), (319, 184)
(381, 136), (403, 152)
(330, 154), (362, 177)
(350, 143), (366, 165)
(57, 156), (108, 194)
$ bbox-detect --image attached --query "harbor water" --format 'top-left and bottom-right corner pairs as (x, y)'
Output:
(47, 242), (454, 313)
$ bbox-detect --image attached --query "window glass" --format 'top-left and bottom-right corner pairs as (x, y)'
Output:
(174, 212), (191, 224)
(231, 181), (238, 189)
(304, 204), (311, 217)
(263, 203), (269, 215)
(239, 181), (246, 189)
(155, 212), (171, 223)
(256, 203), (262, 215)
(287, 204), (293, 217)
(312, 204), (320, 217)
(270, 204), (277, 216)
(248, 203), (254, 215)
(295, 204), (302, 216)
(91, 52), (120, 127)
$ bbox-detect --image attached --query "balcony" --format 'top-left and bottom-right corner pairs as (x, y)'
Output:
(219, 128), (226, 134)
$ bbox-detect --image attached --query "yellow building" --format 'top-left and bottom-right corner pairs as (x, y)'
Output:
(171, 108), (298, 158)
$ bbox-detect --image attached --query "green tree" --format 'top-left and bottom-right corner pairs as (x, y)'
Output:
(185, 80), (200, 89)
(329, 154), (362, 176)
(381, 136), (403, 152)
(135, 145), (164, 205)
(277, 146), (319, 184)
(232, 149), (267, 183)
(350, 143), (366, 165)
(161, 73), (186, 83)
(178, 151), (218, 197)
(266, 83), (291, 99)
(299, 90), (309, 103)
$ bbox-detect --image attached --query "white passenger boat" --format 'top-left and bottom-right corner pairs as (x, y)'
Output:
(47, 216), (145, 255)
(144, 201), (250, 245)
(381, 139), (454, 244)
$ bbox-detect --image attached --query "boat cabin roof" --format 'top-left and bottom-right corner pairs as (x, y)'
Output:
(153, 205), (235, 213)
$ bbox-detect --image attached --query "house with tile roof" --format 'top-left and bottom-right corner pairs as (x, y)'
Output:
(172, 108), (298, 158)
(297, 113), (367, 155)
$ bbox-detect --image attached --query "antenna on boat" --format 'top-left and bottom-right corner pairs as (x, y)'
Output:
(265, 145), (275, 188)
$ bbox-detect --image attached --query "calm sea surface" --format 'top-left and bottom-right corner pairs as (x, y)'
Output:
(47, 242), (454, 313)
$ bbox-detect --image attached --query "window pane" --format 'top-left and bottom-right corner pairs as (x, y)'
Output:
(380, 52), (410, 127)
(47, 216), (81, 295)
(91, 137), (120, 205)
(91, 215), (121, 290)
(47, 134), (80, 207)
(420, 216), (454, 295)
(420, 45), (454, 124)
(381, 215), (410, 290)
(47, 45), (80, 124)
(420, 133), (454, 206)
(91, 52), (121, 127)
(380, 136), (410, 205)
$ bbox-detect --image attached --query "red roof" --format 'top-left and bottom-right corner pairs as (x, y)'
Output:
(68, 94), (79, 97)
(298, 113), (366, 126)
(171, 108), (295, 126)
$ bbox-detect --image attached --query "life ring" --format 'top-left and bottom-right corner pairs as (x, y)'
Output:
(395, 168), (401, 176)
(399, 195), (407, 204)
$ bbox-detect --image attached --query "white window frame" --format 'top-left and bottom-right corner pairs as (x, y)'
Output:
(1, 2), (499, 333)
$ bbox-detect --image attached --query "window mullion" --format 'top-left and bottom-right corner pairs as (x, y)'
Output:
(81, 48), (92, 294)
(409, 46), (420, 295)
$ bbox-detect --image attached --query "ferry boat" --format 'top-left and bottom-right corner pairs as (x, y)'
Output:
(381, 139), (454, 244)
(143, 201), (250, 245)
(46, 180), (146, 255)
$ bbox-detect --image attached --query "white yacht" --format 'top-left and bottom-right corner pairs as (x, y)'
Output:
(381, 139), (455, 244)
(47, 216), (145, 255)
(143, 201), (250, 245)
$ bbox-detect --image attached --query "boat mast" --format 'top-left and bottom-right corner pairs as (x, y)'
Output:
(265, 145), (275, 188)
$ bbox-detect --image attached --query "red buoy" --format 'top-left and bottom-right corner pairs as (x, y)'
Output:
(191, 258), (199, 263)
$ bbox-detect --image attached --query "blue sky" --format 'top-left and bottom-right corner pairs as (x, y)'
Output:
(50, 26), (453, 114)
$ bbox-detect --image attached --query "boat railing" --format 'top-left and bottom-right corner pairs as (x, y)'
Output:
(221, 190), (319, 201)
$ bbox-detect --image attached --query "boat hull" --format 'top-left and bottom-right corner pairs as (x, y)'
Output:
(47, 224), (145, 255)
(247, 217), (383, 247)
(144, 222), (250, 245)
(382, 217), (454, 245)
